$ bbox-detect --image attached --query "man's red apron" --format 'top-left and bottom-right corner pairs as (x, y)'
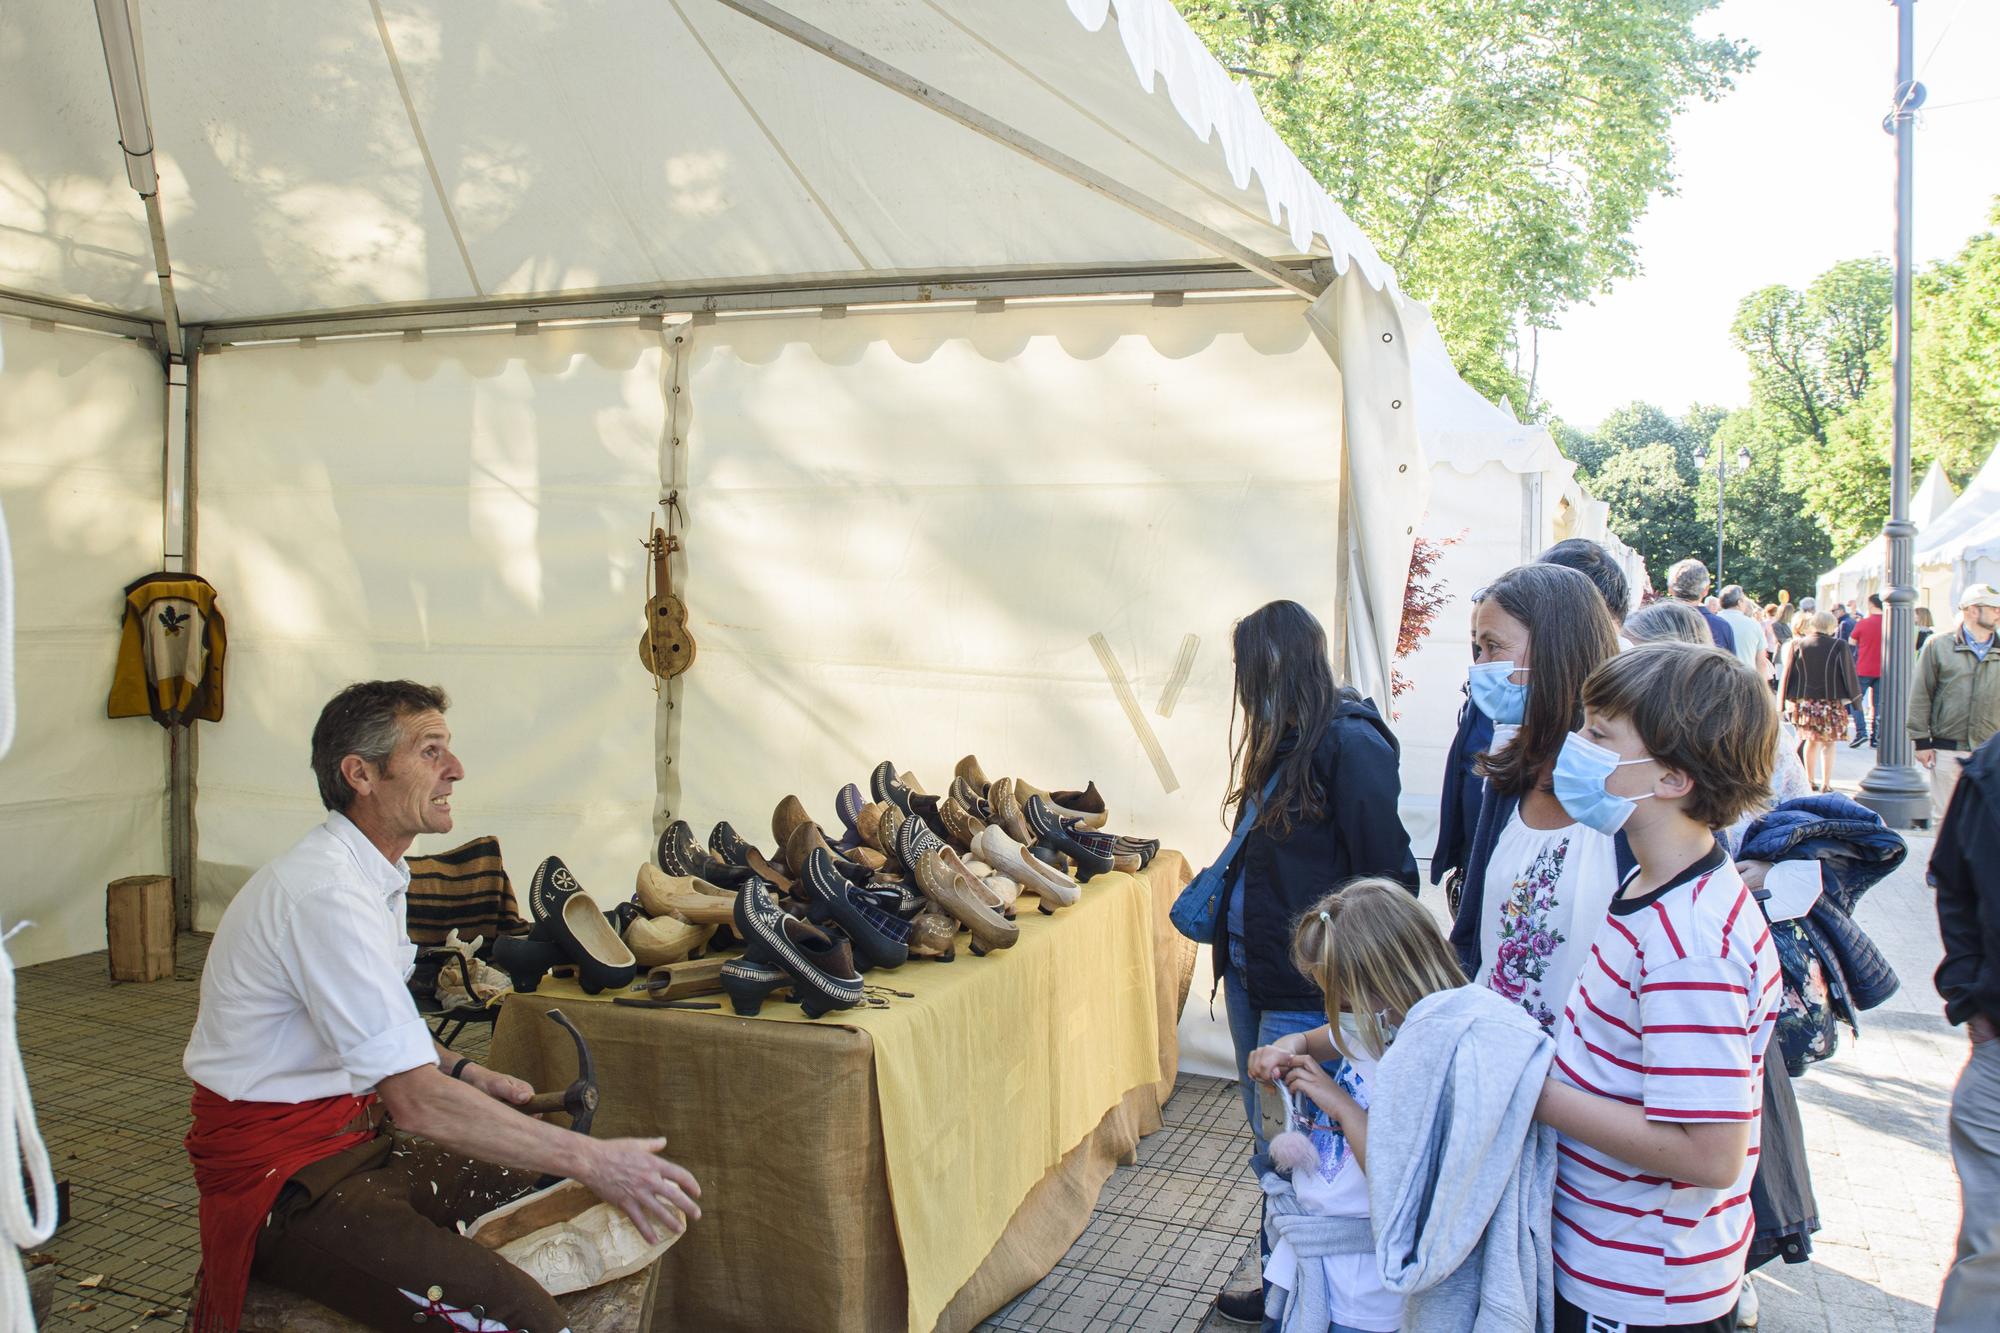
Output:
(183, 1084), (380, 1333)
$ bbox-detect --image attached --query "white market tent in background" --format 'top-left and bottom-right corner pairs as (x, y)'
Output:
(1817, 447), (2000, 617)
(1818, 459), (1957, 608)
(1389, 307), (1643, 858)
(1, 0), (1472, 1095)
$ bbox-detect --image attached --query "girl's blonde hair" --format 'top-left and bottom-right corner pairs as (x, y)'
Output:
(1290, 877), (1465, 1061)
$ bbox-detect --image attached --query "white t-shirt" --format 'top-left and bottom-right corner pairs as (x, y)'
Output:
(183, 812), (436, 1102)
(1263, 1049), (1404, 1333)
(1479, 809), (1620, 1032)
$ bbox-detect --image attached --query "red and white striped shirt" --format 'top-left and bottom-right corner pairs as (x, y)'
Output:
(1550, 845), (1780, 1327)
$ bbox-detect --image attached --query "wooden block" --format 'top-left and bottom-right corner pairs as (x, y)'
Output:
(106, 875), (175, 982)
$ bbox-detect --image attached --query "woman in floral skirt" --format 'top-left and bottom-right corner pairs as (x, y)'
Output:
(1781, 609), (1861, 792)
(1445, 562), (1623, 1033)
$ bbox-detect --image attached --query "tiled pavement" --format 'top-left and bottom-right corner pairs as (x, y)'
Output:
(10, 740), (1972, 1331)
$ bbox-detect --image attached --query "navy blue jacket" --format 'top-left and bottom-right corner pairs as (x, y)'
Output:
(1739, 794), (1904, 1021)
(1932, 734), (2000, 1028)
(1448, 780), (1521, 980)
(1213, 697), (1420, 1012)
(1430, 692), (1493, 886)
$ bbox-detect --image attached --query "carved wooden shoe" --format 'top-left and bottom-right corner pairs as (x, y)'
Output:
(949, 776), (994, 823)
(939, 797), (987, 851)
(804, 848), (910, 971)
(834, 783), (868, 850)
(708, 820), (755, 868)
(973, 824), (1080, 910)
(1024, 795), (1115, 879)
(719, 957), (792, 1015)
(466, 1178), (679, 1295)
(857, 801), (890, 855)
(953, 754), (992, 798)
(771, 794), (814, 850)
(529, 854), (583, 923)
(733, 881), (864, 1018)
(624, 912), (715, 968)
(907, 909), (958, 961)
(1014, 778), (1109, 829)
(914, 850), (1018, 955)
(634, 863), (736, 925)
(547, 880), (638, 994)
(988, 778), (1036, 845)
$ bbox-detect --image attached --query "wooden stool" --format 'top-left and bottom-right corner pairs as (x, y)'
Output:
(238, 1262), (661, 1333)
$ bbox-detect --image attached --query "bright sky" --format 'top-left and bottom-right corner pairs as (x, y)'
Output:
(1533, 0), (2000, 432)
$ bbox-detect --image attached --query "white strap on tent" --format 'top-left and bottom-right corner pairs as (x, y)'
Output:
(2, 921), (60, 1333)
(0, 493), (12, 764)
(712, 0), (1322, 299)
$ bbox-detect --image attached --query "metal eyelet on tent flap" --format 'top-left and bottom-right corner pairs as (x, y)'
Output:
(1380, 332), (1393, 342)
(1391, 399), (1402, 409)
(1398, 464), (1408, 473)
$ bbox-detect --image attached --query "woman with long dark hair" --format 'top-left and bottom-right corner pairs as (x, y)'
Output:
(1208, 600), (1417, 1325)
(1447, 563), (1623, 1031)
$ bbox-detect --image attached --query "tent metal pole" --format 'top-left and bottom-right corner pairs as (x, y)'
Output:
(710, 0), (1326, 300)
(194, 264), (1313, 346)
(93, 0), (182, 351)
(166, 331), (201, 930)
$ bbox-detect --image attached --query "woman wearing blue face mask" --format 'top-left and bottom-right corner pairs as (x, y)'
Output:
(1448, 564), (1622, 1032)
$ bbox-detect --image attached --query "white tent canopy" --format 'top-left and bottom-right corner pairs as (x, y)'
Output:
(1818, 459), (1956, 605)
(1, 0), (1449, 1075)
(3, 0), (1392, 326)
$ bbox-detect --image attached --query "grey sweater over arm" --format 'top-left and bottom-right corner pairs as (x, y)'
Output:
(1368, 985), (1559, 1333)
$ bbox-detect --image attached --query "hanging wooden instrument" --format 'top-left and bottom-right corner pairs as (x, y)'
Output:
(639, 526), (695, 679)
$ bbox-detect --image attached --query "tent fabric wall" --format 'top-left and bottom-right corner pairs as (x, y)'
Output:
(669, 295), (1344, 1078)
(0, 317), (167, 965)
(191, 325), (667, 923)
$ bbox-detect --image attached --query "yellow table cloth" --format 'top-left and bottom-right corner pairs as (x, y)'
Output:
(491, 852), (1192, 1333)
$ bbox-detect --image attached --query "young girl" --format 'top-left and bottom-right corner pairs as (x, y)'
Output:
(1247, 878), (1467, 1333)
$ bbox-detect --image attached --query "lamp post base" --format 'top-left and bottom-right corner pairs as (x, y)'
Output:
(1855, 760), (1932, 830)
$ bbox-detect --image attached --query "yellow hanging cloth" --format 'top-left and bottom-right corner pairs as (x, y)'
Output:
(107, 573), (226, 726)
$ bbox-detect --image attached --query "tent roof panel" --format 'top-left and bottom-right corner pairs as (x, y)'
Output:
(0, 4), (157, 316)
(0, 0), (1394, 326)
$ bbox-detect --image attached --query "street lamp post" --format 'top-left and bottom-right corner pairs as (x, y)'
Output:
(1857, 0), (1930, 829)
(1692, 443), (1752, 584)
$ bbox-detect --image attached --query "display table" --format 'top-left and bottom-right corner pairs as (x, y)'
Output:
(490, 851), (1193, 1333)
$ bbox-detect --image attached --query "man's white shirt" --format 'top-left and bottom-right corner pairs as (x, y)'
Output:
(183, 812), (436, 1102)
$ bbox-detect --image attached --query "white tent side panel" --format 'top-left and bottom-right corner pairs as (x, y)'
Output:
(1392, 462), (1532, 859)
(192, 326), (668, 923)
(671, 297), (1345, 1078)
(0, 317), (168, 964)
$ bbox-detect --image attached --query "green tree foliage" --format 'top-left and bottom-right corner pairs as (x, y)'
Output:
(1172, 0), (1753, 405)
(1729, 258), (1892, 446)
(1701, 408), (1834, 599)
(1802, 214), (2000, 553)
(1581, 442), (1705, 584)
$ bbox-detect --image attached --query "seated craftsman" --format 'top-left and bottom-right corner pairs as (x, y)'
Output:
(181, 680), (698, 1333)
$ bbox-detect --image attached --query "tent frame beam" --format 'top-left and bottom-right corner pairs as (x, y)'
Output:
(191, 262), (1311, 347)
(712, 0), (1324, 301)
(0, 290), (161, 344)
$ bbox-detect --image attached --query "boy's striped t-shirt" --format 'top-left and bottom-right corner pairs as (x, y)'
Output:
(1550, 843), (1780, 1327)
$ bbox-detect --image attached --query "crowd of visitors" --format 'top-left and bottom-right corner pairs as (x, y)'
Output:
(1202, 547), (1988, 1333)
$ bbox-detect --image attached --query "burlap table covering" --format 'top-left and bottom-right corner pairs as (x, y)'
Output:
(491, 851), (1192, 1333)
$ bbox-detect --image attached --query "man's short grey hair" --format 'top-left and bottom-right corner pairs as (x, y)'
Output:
(310, 681), (450, 811)
(1800, 597), (1817, 612)
(1719, 584), (1746, 609)
(1666, 558), (1712, 602)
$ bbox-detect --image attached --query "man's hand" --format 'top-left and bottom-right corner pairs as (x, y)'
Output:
(1971, 1012), (1997, 1046)
(574, 1138), (702, 1245)
(463, 1064), (534, 1107)
(1736, 860), (1772, 892)
(1917, 747), (1936, 770)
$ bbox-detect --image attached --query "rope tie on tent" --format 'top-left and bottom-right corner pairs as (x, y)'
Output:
(2, 919), (58, 1332)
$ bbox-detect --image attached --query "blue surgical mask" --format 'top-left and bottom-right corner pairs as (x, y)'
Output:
(1552, 732), (1657, 835)
(1468, 660), (1530, 726)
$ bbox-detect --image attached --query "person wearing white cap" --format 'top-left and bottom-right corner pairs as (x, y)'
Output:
(1911, 585), (2000, 820)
